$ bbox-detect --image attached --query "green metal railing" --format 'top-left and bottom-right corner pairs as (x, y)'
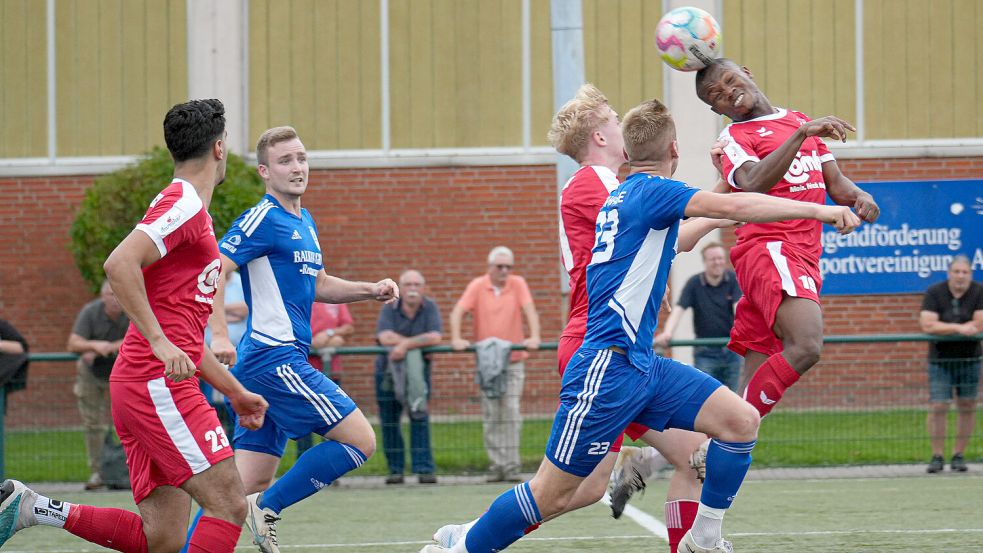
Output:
(26, 333), (983, 362)
(11, 333), (982, 481)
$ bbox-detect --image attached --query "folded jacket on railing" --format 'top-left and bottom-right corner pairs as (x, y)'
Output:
(388, 348), (429, 420)
(474, 337), (512, 399)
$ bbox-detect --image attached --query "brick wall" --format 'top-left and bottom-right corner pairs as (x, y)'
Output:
(2, 156), (981, 428)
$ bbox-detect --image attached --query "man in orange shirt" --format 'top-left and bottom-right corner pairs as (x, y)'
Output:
(451, 246), (542, 482)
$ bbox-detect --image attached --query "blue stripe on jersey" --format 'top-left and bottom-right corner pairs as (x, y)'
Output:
(218, 194), (324, 369)
(581, 173), (699, 371)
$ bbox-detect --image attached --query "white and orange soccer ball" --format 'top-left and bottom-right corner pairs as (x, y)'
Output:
(655, 6), (722, 72)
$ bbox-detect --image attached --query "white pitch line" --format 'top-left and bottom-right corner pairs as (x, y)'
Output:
(599, 492), (669, 541)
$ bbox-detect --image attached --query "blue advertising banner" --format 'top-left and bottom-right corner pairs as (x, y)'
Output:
(819, 179), (983, 295)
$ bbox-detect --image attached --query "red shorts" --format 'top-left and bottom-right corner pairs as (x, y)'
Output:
(557, 334), (648, 452)
(729, 240), (822, 357)
(110, 375), (234, 504)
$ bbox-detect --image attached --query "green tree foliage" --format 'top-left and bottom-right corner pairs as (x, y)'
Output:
(70, 147), (264, 293)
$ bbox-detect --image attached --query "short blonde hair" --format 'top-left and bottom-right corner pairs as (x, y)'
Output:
(621, 99), (675, 163)
(547, 84), (611, 161)
(256, 126), (299, 166)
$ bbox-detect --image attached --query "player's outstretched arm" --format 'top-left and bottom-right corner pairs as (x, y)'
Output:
(208, 254), (241, 367)
(733, 116), (855, 194)
(104, 230), (196, 382)
(678, 217), (737, 252)
(823, 161), (880, 223)
(684, 190), (861, 234)
(314, 270), (399, 304)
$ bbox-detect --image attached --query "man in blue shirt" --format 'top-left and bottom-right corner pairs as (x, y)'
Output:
(375, 269), (443, 484)
(421, 99), (861, 553)
(208, 126), (398, 553)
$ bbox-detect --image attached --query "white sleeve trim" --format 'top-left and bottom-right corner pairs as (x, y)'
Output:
(819, 153), (836, 162)
(135, 224), (167, 257)
(720, 128), (760, 190)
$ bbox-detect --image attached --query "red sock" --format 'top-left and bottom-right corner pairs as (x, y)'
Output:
(63, 504), (148, 553)
(188, 516), (242, 553)
(665, 500), (699, 553)
(524, 522), (541, 534)
(743, 353), (800, 416)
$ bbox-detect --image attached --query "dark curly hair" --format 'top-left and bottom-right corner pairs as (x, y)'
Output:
(163, 99), (226, 162)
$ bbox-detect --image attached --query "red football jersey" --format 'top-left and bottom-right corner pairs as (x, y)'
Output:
(719, 108), (834, 262)
(559, 165), (619, 339)
(114, 179), (221, 381)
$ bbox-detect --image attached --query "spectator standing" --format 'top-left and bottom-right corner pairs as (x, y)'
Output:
(375, 270), (442, 484)
(0, 318), (29, 394)
(296, 302), (354, 456)
(451, 247), (541, 482)
(655, 243), (744, 392)
(66, 281), (129, 490)
(919, 255), (983, 473)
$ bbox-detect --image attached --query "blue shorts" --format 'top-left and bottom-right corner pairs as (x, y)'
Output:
(546, 347), (721, 477)
(228, 346), (357, 457)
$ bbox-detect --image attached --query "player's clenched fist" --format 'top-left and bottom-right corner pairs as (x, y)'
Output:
(210, 335), (238, 367)
(230, 390), (268, 430)
(818, 205), (861, 234)
(152, 337), (196, 382)
(373, 278), (400, 304)
(853, 192), (880, 223)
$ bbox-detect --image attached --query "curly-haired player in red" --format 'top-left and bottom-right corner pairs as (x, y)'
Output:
(695, 59), (880, 418)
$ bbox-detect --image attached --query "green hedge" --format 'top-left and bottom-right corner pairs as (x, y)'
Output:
(69, 147), (264, 293)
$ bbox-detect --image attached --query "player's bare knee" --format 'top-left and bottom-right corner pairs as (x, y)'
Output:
(581, 477), (608, 505)
(348, 431), (376, 459)
(202, 492), (247, 525)
(719, 403), (760, 442)
(785, 338), (821, 371)
(145, 529), (185, 553)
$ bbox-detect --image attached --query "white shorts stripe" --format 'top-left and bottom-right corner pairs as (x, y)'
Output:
(557, 350), (609, 464)
(766, 241), (798, 297)
(276, 365), (336, 425)
(282, 365), (343, 422)
(553, 350), (606, 463)
(563, 352), (611, 464)
(146, 378), (211, 474)
(554, 350), (611, 464)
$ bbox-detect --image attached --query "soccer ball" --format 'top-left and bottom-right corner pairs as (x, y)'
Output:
(655, 6), (722, 72)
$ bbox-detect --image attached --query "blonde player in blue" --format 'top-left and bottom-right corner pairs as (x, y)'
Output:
(422, 99), (861, 553)
(202, 126), (398, 553)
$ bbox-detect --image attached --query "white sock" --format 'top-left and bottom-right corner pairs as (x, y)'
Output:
(639, 447), (669, 478)
(690, 503), (725, 548)
(33, 496), (72, 528)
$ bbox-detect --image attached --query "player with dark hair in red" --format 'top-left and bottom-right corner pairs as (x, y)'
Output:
(695, 59), (880, 418)
(0, 99), (268, 553)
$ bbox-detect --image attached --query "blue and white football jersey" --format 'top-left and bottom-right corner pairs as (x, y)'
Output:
(218, 194), (323, 360)
(581, 173), (699, 371)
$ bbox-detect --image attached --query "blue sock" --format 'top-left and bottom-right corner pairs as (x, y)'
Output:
(700, 439), (756, 509)
(259, 441), (366, 514)
(464, 482), (542, 553)
(180, 507), (204, 553)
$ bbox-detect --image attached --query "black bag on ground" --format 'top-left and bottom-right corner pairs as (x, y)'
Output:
(99, 429), (131, 490)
